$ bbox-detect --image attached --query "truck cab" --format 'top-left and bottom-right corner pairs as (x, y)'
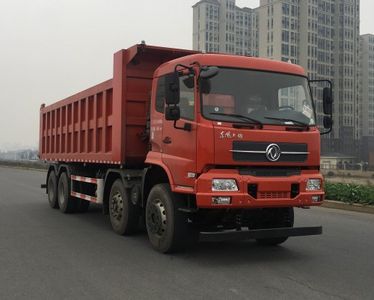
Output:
(147, 54), (330, 210)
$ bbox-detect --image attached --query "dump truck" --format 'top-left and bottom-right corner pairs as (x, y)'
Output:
(40, 44), (333, 253)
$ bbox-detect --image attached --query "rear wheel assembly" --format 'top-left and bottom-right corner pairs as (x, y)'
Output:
(47, 170), (58, 209)
(109, 179), (140, 235)
(57, 172), (77, 214)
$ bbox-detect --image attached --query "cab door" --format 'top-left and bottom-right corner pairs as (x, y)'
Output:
(161, 75), (197, 188)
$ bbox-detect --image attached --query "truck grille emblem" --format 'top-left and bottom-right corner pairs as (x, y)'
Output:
(266, 144), (281, 162)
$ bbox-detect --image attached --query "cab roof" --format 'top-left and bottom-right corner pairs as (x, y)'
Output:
(155, 53), (306, 77)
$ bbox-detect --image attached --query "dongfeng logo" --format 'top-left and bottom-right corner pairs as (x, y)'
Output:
(266, 144), (281, 162)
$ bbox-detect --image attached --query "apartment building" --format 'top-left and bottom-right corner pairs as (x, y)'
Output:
(335, 0), (361, 155)
(360, 34), (374, 165)
(258, 0), (360, 155)
(193, 0), (362, 157)
(361, 34), (374, 136)
(193, 0), (258, 56)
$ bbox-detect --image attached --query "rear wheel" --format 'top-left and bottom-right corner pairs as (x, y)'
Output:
(109, 179), (139, 235)
(47, 170), (58, 209)
(253, 208), (294, 246)
(57, 172), (77, 214)
(145, 183), (198, 253)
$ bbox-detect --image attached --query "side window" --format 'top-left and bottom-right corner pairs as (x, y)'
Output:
(156, 76), (165, 113)
(179, 76), (195, 120)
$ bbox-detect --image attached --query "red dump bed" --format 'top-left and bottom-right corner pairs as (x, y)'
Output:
(39, 44), (197, 166)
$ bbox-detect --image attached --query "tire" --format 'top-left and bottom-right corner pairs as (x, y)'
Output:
(145, 183), (198, 253)
(109, 179), (139, 235)
(47, 170), (58, 209)
(57, 172), (77, 214)
(254, 208), (294, 246)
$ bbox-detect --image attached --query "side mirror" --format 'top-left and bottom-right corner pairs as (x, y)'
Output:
(164, 72), (180, 105)
(200, 66), (219, 79)
(165, 106), (180, 121)
(183, 76), (195, 89)
(323, 116), (333, 129)
(323, 87), (333, 115)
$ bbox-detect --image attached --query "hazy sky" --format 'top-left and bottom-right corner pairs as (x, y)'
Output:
(0, 0), (373, 149)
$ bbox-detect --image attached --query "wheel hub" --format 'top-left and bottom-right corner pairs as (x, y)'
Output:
(110, 192), (123, 221)
(147, 200), (166, 235)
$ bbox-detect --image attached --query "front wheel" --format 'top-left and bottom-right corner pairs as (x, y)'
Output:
(145, 184), (198, 253)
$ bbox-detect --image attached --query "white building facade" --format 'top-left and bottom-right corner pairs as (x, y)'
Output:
(193, 0), (258, 56)
(361, 34), (374, 136)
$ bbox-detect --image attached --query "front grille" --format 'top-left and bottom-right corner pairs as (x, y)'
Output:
(247, 183), (299, 200)
(258, 191), (289, 199)
(239, 167), (301, 177)
(232, 141), (308, 162)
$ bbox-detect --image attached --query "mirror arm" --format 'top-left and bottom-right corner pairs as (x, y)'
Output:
(175, 64), (195, 76)
(320, 127), (332, 136)
(309, 79), (333, 86)
(320, 114), (333, 135)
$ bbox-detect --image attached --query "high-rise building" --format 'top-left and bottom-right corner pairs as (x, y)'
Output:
(335, 1), (361, 154)
(258, 0), (360, 156)
(193, 0), (258, 56)
(360, 34), (374, 137)
(360, 34), (374, 165)
(193, 0), (362, 157)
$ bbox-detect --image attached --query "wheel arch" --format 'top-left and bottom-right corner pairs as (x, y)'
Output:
(57, 164), (72, 178)
(142, 164), (172, 207)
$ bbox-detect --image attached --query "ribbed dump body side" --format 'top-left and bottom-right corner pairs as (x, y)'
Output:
(39, 44), (198, 166)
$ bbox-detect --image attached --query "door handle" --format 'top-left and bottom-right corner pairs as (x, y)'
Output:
(162, 137), (172, 144)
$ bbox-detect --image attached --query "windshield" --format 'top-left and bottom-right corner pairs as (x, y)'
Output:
(201, 67), (316, 126)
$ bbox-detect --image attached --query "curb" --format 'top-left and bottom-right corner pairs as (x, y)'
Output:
(0, 164), (47, 172)
(322, 200), (374, 215)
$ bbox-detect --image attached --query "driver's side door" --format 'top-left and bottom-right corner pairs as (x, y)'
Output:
(161, 75), (197, 188)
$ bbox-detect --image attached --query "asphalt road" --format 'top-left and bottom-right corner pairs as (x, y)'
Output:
(1, 166), (374, 300)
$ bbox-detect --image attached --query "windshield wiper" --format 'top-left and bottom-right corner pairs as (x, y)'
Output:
(209, 112), (263, 127)
(264, 116), (310, 127)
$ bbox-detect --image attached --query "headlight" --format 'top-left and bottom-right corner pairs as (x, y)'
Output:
(212, 179), (238, 191)
(306, 179), (321, 191)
